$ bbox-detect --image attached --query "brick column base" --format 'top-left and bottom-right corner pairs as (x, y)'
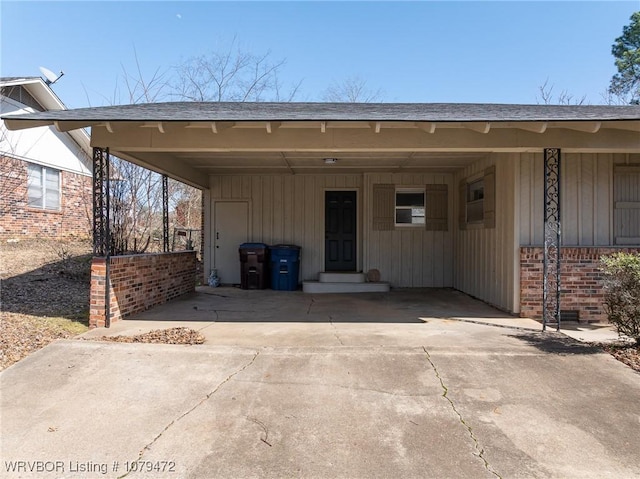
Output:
(520, 247), (640, 322)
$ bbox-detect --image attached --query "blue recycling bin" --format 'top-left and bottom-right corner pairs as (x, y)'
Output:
(269, 245), (301, 291)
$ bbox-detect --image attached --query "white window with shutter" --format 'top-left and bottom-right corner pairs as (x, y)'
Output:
(459, 165), (495, 229)
(373, 183), (448, 231)
(27, 164), (60, 211)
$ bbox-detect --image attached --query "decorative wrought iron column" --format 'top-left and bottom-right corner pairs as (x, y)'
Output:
(92, 147), (110, 256)
(92, 147), (112, 327)
(162, 174), (170, 252)
(543, 148), (561, 331)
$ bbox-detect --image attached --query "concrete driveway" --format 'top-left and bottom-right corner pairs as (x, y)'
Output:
(1, 289), (639, 479)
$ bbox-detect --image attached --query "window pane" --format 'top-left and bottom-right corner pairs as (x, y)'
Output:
(396, 192), (425, 207)
(467, 180), (484, 202)
(467, 201), (483, 222)
(396, 208), (425, 224)
(45, 189), (60, 210)
(27, 165), (43, 208)
(395, 209), (413, 224)
(44, 168), (60, 210)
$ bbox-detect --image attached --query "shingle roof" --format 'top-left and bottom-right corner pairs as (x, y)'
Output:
(0, 76), (41, 83)
(2, 101), (640, 123)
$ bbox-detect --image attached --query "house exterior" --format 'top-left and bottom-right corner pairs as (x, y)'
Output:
(0, 77), (92, 239)
(2, 102), (639, 328)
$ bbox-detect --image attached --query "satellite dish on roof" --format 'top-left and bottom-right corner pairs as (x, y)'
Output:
(39, 66), (64, 85)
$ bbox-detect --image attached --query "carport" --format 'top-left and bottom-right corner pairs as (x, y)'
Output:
(3, 102), (640, 329)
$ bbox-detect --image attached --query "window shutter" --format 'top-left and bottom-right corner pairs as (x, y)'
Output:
(372, 184), (395, 231)
(425, 184), (448, 231)
(458, 179), (467, 230)
(483, 165), (496, 229)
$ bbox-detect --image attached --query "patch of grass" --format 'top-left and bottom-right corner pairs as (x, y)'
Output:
(41, 315), (90, 335)
(0, 312), (89, 370)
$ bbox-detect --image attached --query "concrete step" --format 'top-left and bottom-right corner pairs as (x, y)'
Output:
(302, 281), (390, 294)
(318, 272), (366, 283)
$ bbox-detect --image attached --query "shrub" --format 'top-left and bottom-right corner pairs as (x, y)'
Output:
(600, 252), (640, 344)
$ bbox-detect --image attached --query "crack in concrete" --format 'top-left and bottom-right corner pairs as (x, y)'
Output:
(329, 315), (344, 345)
(443, 317), (538, 332)
(422, 346), (502, 479)
(233, 378), (425, 398)
(306, 297), (315, 315)
(194, 307), (255, 313)
(117, 350), (260, 479)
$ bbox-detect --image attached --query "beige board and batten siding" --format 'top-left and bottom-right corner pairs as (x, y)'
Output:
(454, 154), (519, 313)
(209, 173), (456, 288)
(209, 174), (362, 282)
(519, 153), (640, 246)
(363, 172), (454, 287)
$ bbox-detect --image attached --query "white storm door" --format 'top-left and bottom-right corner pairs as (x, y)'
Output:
(214, 201), (249, 284)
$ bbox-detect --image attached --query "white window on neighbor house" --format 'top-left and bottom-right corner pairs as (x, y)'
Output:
(395, 188), (425, 225)
(27, 164), (60, 210)
(466, 178), (484, 223)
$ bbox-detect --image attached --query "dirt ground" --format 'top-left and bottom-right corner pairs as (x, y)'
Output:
(0, 239), (205, 370)
(0, 238), (638, 372)
(0, 239), (92, 370)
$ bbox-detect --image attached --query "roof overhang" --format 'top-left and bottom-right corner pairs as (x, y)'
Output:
(3, 102), (639, 188)
(1, 77), (92, 159)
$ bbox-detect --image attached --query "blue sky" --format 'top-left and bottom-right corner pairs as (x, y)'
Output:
(1, 1), (638, 108)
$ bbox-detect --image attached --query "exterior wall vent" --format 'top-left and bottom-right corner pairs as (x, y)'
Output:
(560, 310), (580, 322)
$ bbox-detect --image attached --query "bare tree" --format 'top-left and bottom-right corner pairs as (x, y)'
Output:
(537, 79), (587, 105)
(0, 122), (23, 216)
(108, 158), (164, 255)
(321, 76), (384, 103)
(600, 88), (635, 105)
(169, 180), (201, 229)
(91, 51), (169, 254)
(172, 37), (302, 102)
(101, 39), (307, 255)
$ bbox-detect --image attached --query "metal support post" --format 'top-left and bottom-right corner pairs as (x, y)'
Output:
(92, 147), (109, 256)
(92, 147), (111, 327)
(162, 174), (170, 252)
(543, 148), (561, 331)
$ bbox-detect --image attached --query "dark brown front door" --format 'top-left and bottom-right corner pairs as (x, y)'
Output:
(325, 191), (357, 271)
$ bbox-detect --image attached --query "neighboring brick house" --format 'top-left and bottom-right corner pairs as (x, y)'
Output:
(0, 77), (92, 239)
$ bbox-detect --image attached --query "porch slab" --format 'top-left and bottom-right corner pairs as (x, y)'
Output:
(81, 287), (621, 346)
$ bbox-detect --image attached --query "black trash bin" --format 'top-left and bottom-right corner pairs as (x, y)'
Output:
(269, 245), (301, 291)
(239, 243), (269, 289)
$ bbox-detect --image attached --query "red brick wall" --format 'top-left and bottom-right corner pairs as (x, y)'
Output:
(90, 251), (197, 328)
(520, 247), (640, 322)
(0, 155), (92, 239)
